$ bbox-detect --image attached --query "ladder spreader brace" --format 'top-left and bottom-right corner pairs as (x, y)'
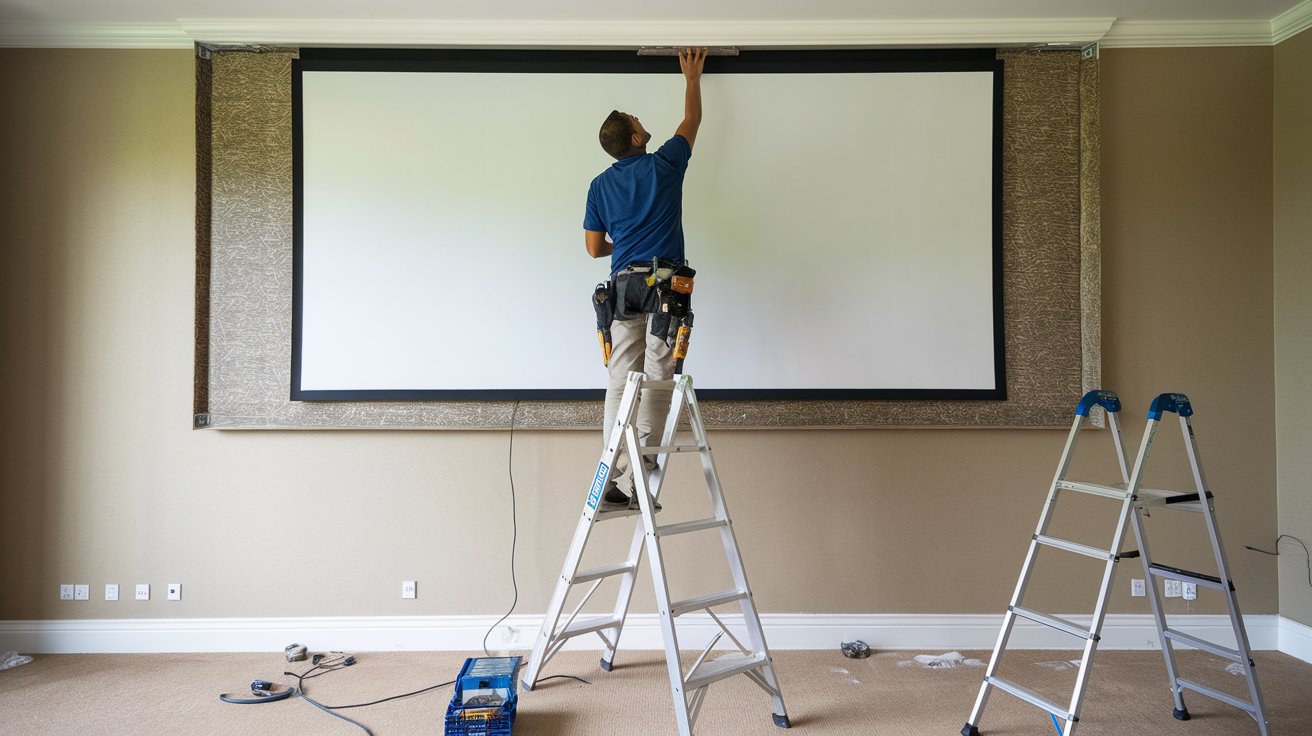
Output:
(962, 390), (1270, 736)
(521, 372), (790, 736)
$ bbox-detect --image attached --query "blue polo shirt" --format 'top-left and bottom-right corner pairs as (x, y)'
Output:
(584, 134), (692, 274)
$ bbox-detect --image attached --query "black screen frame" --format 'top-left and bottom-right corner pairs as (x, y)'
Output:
(291, 48), (1006, 402)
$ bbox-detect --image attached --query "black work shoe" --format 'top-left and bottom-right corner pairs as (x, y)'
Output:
(598, 480), (631, 512)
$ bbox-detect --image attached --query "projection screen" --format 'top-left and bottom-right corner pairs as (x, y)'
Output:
(292, 50), (1004, 401)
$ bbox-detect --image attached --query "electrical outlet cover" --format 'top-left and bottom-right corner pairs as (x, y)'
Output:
(105, 584), (119, 601)
(60, 584), (74, 600)
(1164, 579), (1182, 598)
(74, 584), (90, 600)
(135, 584), (150, 601)
(1131, 579), (1146, 597)
(1183, 582), (1198, 601)
(167, 584), (181, 601)
(402, 580), (417, 599)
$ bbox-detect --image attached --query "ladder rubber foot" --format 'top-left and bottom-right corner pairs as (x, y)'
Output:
(599, 657), (614, 672)
(773, 713), (791, 728)
(520, 679), (533, 693)
(1173, 707), (1191, 721)
(961, 725), (981, 736)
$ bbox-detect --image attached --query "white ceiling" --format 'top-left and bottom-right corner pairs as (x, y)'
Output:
(1, 0), (1309, 48)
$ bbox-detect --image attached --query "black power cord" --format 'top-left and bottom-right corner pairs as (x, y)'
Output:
(472, 404), (598, 688)
(483, 400), (521, 657)
(280, 657), (467, 735)
(1245, 534), (1312, 588)
(285, 663), (457, 710)
(226, 651), (590, 735)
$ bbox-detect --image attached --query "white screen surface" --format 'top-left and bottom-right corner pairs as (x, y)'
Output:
(296, 59), (1000, 398)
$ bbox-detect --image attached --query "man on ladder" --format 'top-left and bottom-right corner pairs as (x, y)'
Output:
(584, 47), (706, 512)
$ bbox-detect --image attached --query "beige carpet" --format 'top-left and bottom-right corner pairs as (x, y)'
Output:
(0, 648), (1306, 735)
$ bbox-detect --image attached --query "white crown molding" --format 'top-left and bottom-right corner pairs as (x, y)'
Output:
(0, 612), (1283, 654)
(1101, 19), (1276, 48)
(0, 17), (1114, 50)
(4, 14), (1308, 50)
(1273, 0), (1312, 44)
(177, 17), (1118, 48)
(0, 22), (191, 49)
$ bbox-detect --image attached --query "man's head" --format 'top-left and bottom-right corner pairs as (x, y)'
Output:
(599, 110), (652, 160)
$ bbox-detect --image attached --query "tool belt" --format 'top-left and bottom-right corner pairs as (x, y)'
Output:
(592, 259), (695, 364)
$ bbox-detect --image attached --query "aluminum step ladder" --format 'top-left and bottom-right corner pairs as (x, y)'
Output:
(962, 390), (1270, 736)
(521, 371), (790, 736)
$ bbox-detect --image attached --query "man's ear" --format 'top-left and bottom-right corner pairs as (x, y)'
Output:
(632, 132), (644, 148)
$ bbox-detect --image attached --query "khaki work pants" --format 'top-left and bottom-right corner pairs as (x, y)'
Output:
(602, 314), (674, 477)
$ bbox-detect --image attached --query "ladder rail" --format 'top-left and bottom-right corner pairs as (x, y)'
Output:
(1123, 416), (1189, 717)
(969, 412), (1090, 730)
(524, 372), (646, 688)
(600, 375), (687, 669)
(627, 422), (694, 735)
(1060, 422), (1152, 735)
(1177, 414), (1270, 734)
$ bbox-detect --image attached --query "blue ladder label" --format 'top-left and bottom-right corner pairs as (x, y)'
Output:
(586, 461), (610, 510)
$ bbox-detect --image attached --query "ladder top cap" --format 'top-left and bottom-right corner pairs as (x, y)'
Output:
(1148, 393), (1193, 420)
(1075, 390), (1121, 416)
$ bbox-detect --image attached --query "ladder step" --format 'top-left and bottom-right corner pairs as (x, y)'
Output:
(683, 652), (769, 692)
(985, 676), (1073, 721)
(639, 444), (705, 455)
(569, 562), (636, 585)
(670, 589), (749, 618)
(1148, 563), (1232, 591)
(1033, 534), (1116, 561)
(1056, 480), (1130, 500)
(1010, 606), (1098, 641)
(636, 379), (678, 390)
(1163, 628), (1244, 663)
(1177, 678), (1258, 715)
(655, 517), (728, 537)
(557, 615), (621, 639)
(1136, 487), (1213, 511)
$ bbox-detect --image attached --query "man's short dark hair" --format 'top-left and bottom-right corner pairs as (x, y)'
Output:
(599, 110), (636, 159)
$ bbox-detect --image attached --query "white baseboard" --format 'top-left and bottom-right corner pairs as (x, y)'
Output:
(0, 613), (1287, 655)
(1279, 616), (1312, 663)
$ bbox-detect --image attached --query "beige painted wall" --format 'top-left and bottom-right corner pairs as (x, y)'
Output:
(1275, 28), (1312, 628)
(0, 47), (1280, 626)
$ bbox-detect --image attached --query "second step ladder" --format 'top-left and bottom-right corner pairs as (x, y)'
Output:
(962, 390), (1270, 736)
(521, 371), (790, 736)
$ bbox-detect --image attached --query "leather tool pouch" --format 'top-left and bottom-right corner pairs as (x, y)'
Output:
(649, 265), (695, 346)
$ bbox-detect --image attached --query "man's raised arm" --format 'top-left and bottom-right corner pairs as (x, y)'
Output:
(674, 47), (706, 151)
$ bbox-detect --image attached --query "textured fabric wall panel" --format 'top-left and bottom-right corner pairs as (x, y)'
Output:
(198, 48), (1099, 428)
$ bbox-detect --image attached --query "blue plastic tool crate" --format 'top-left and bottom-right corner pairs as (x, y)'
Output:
(443, 656), (522, 736)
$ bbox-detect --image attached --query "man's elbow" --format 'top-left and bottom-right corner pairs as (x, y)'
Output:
(584, 237), (610, 259)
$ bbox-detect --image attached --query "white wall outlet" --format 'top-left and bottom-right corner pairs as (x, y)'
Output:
(74, 584), (90, 600)
(166, 583), (181, 601)
(1182, 582), (1198, 601)
(105, 584), (119, 601)
(135, 583), (150, 601)
(402, 580), (417, 599)
(60, 584), (74, 600)
(1164, 579), (1182, 598)
(1131, 578), (1146, 597)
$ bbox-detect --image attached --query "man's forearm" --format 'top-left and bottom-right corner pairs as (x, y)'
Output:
(676, 48), (705, 148)
(683, 77), (702, 130)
